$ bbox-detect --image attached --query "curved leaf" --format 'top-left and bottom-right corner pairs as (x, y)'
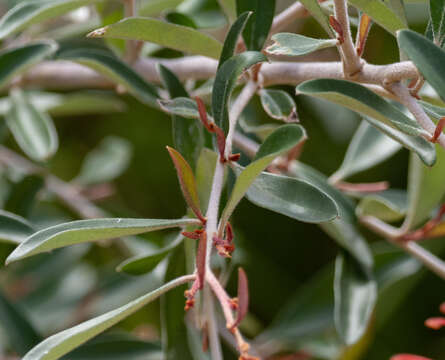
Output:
(88, 17), (223, 59)
(165, 11), (197, 29)
(298, 0), (334, 36)
(429, 0), (445, 46)
(266, 33), (337, 56)
(259, 89), (297, 122)
(0, 210), (34, 245)
(6, 88), (58, 162)
(6, 218), (200, 264)
(159, 97), (202, 120)
(212, 51), (268, 133)
(356, 189), (408, 222)
(58, 49), (159, 106)
(21, 276), (193, 360)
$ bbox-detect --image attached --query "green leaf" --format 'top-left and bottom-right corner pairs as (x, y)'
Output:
(238, 169), (339, 223)
(266, 33), (337, 56)
(159, 97), (202, 120)
(356, 189), (408, 222)
(259, 89), (297, 122)
(58, 49), (159, 107)
(429, 0), (445, 46)
(158, 65), (203, 170)
(236, 0), (276, 50)
(20, 276), (193, 360)
(6, 88), (59, 162)
(421, 100), (445, 119)
(140, 0), (184, 17)
(298, 0), (334, 37)
(196, 148), (218, 214)
(218, 12), (252, 68)
(165, 11), (197, 29)
(331, 121), (402, 181)
(117, 235), (183, 275)
(334, 252), (377, 345)
(212, 51), (267, 133)
(88, 17), (223, 59)
(0, 0), (101, 39)
(0, 41), (57, 89)
(5, 218), (200, 264)
(220, 124), (306, 228)
(398, 29), (445, 101)
(218, 0), (237, 22)
(347, 0), (407, 34)
(0, 289), (42, 355)
(5, 174), (45, 217)
(297, 79), (431, 140)
(0, 210), (34, 245)
(75, 136), (132, 185)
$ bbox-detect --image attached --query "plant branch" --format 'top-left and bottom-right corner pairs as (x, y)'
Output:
(270, 1), (307, 35)
(123, 0), (141, 63)
(204, 285), (224, 360)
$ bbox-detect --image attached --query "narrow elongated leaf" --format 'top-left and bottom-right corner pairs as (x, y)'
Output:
(165, 11), (197, 29)
(196, 148), (218, 213)
(430, 0), (445, 46)
(232, 268), (249, 329)
(218, 12), (252, 68)
(158, 65), (203, 170)
(0, 42), (57, 88)
(398, 30), (445, 101)
(212, 51), (267, 132)
(6, 88), (58, 162)
(236, 0), (275, 50)
(298, 0), (334, 36)
(0, 210), (34, 244)
(159, 97), (201, 120)
(21, 276), (193, 360)
(347, 0), (406, 34)
(58, 49), (158, 106)
(266, 33), (337, 56)
(259, 89), (297, 122)
(334, 253), (377, 345)
(220, 124), (306, 228)
(331, 121), (402, 181)
(297, 79), (431, 139)
(421, 100), (445, 119)
(88, 17), (223, 59)
(0, 0), (100, 39)
(356, 189), (408, 222)
(6, 218), (200, 264)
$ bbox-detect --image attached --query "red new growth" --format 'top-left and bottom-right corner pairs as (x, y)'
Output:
(329, 16), (344, 44)
(425, 317), (445, 330)
(229, 268), (249, 331)
(431, 117), (445, 143)
(390, 355), (432, 360)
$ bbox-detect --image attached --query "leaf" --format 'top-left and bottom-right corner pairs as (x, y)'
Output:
(88, 17), (223, 59)
(0, 0), (101, 39)
(218, 0), (237, 22)
(347, 0), (407, 34)
(167, 146), (205, 222)
(140, 0), (184, 17)
(165, 11), (197, 29)
(429, 0), (445, 46)
(236, 0), (276, 50)
(238, 169), (339, 223)
(331, 121), (402, 181)
(212, 51), (267, 133)
(0, 42), (57, 88)
(159, 97), (202, 120)
(158, 65), (203, 170)
(298, 0), (334, 36)
(218, 12), (252, 68)
(58, 49), (159, 107)
(20, 276), (193, 360)
(117, 235), (183, 275)
(0, 210), (34, 245)
(398, 29), (445, 101)
(196, 148), (218, 213)
(6, 88), (59, 162)
(259, 89), (297, 122)
(0, 289), (42, 355)
(5, 218), (200, 264)
(266, 33), (337, 56)
(220, 124), (307, 228)
(297, 79), (432, 141)
(421, 100), (445, 119)
(231, 268), (249, 329)
(356, 189), (408, 222)
(75, 136), (132, 185)
(5, 174), (45, 217)
(334, 252), (377, 345)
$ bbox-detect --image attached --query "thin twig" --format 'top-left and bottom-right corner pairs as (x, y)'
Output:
(204, 286), (224, 360)
(123, 0), (141, 63)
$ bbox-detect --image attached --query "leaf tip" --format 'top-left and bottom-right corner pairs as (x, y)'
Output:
(87, 27), (108, 38)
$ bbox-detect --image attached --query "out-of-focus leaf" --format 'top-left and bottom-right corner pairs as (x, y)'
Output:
(6, 88), (58, 162)
(218, 0), (237, 22)
(398, 30), (445, 101)
(158, 65), (203, 170)
(5, 174), (44, 217)
(334, 252), (377, 345)
(236, 0), (275, 50)
(75, 136), (132, 185)
(0, 0), (100, 39)
(347, 0), (406, 34)
(0, 210), (34, 245)
(259, 89), (297, 122)
(298, 0), (334, 36)
(220, 124), (306, 228)
(117, 235), (183, 275)
(218, 12), (252, 68)
(356, 190), (408, 222)
(212, 51), (267, 133)
(20, 276), (193, 360)
(158, 97), (201, 120)
(331, 121), (401, 181)
(165, 11), (197, 28)
(0, 42), (57, 88)
(6, 218), (200, 264)
(429, 0), (445, 46)
(88, 17), (223, 59)
(140, 0), (184, 17)
(59, 49), (159, 107)
(266, 33), (337, 56)
(0, 289), (41, 355)
(421, 100), (445, 119)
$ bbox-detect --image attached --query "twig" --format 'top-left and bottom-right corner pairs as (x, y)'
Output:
(204, 286), (224, 360)
(123, 0), (141, 63)
(270, 2), (307, 35)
